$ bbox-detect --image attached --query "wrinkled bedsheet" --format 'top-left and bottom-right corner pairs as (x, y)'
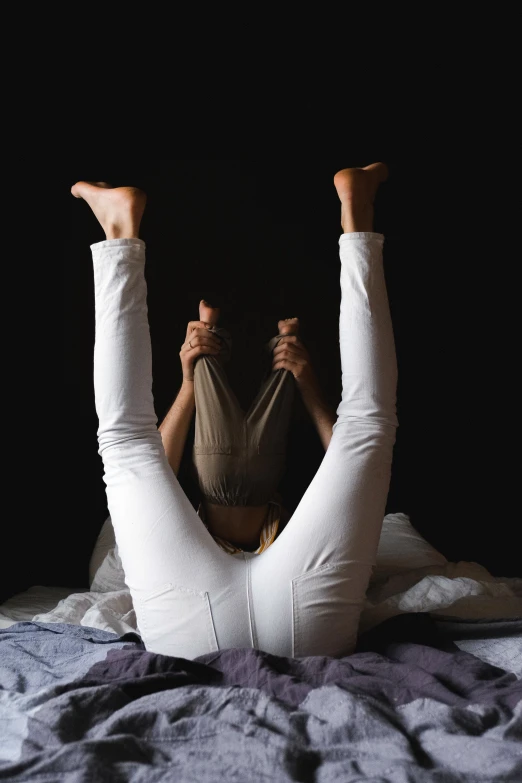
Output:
(1, 615), (521, 782)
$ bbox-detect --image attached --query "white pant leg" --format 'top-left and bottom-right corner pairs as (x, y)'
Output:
(251, 232), (398, 657)
(92, 239), (250, 659)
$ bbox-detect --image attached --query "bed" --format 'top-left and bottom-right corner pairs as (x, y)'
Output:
(1, 513), (521, 781)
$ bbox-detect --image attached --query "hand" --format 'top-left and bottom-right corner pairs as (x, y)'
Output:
(179, 321), (222, 381)
(271, 334), (319, 391)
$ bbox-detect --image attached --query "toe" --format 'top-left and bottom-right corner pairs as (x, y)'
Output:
(199, 299), (220, 326)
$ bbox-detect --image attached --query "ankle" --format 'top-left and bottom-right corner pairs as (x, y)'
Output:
(341, 203), (374, 233)
(104, 220), (141, 240)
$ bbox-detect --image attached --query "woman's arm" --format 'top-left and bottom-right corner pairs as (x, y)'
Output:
(272, 334), (337, 451)
(297, 377), (337, 451)
(160, 319), (221, 475)
(159, 381), (196, 476)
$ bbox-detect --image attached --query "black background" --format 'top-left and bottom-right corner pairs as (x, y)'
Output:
(3, 158), (518, 605)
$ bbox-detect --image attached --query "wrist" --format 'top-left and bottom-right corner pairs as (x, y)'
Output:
(307, 400), (336, 425)
(299, 385), (335, 422)
(296, 372), (324, 405)
(177, 381), (196, 406)
(172, 379), (196, 410)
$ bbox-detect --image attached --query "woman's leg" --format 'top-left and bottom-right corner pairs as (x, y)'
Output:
(71, 182), (250, 659)
(251, 164), (398, 658)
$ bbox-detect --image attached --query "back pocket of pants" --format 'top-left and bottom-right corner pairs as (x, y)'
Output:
(291, 564), (363, 658)
(139, 583), (219, 660)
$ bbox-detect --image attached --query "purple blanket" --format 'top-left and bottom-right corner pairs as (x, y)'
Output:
(1, 615), (520, 781)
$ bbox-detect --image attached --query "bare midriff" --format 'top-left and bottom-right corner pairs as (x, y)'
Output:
(204, 502), (270, 551)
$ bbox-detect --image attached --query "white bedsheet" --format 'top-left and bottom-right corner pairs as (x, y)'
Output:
(2, 562), (520, 638)
(2, 512), (520, 675)
(360, 561), (522, 632)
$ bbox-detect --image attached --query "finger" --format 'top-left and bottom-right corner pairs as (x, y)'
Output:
(191, 333), (222, 348)
(272, 342), (304, 358)
(273, 341), (300, 353)
(185, 320), (213, 339)
(272, 359), (297, 373)
(182, 335), (221, 352)
(276, 335), (299, 345)
(189, 327), (221, 341)
(181, 345), (220, 357)
(272, 358), (308, 381)
(181, 343), (221, 359)
(272, 354), (306, 373)
(182, 331), (221, 348)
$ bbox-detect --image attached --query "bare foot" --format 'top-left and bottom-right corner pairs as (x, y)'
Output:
(333, 163), (388, 233)
(71, 181), (147, 240)
(199, 299), (220, 327)
(277, 317), (299, 336)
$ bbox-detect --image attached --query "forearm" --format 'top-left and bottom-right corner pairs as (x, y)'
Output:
(158, 380), (196, 475)
(297, 378), (337, 451)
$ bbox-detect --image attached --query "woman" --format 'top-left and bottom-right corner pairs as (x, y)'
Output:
(159, 301), (337, 554)
(72, 162), (397, 661)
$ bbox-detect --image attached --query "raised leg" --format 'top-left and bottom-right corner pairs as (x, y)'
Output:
(250, 164), (398, 657)
(72, 182), (251, 659)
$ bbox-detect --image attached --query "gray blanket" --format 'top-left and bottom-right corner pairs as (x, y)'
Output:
(1, 615), (521, 781)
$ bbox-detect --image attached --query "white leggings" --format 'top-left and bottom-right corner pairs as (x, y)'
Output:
(92, 233), (398, 660)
